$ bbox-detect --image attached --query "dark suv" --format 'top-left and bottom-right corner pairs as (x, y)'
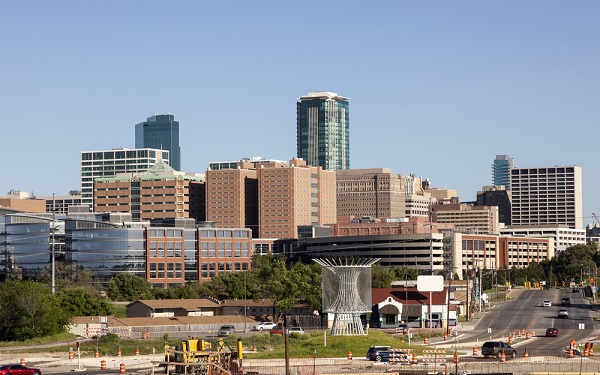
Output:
(366, 346), (408, 362)
(482, 341), (517, 359)
(561, 297), (571, 306)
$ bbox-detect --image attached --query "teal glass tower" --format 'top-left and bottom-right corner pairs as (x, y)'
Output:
(297, 92), (350, 170)
(135, 114), (181, 171)
(492, 154), (514, 188)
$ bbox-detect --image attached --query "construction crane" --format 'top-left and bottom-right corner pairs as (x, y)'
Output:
(593, 213), (600, 226)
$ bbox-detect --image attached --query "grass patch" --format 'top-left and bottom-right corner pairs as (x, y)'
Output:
(112, 303), (128, 318)
(225, 330), (431, 359)
(0, 332), (77, 348)
(2, 330), (458, 359)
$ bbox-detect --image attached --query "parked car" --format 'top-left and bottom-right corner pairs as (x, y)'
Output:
(218, 324), (236, 337)
(269, 325), (286, 335)
(558, 309), (569, 319)
(546, 327), (558, 337)
(288, 327), (305, 335)
(542, 300), (552, 307)
(252, 322), (277, 331)
(481, 341), (517, 359)
(366, 346), (408, 362)
(0, 365), (41, 375)
(561, 297), (571, 306)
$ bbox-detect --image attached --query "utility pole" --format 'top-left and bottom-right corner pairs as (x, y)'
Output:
(466, 273), (470, 321)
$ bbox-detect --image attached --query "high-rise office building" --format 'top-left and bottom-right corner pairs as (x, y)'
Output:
(510, 166), (583, 229)
(336, 168), (405, 219)
(258, 158), (337, 239)
(135, 114), (181, 171)
(476, 186), (511, 225)
(205, 160), (261, 234)
(297, 92), (350, 171)
(80, 148), (169, 207)
(93, 161), (205, 221)
(492, 155), (514, 188)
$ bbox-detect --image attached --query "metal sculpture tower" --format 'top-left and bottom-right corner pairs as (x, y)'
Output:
(314, 257), (379, 335)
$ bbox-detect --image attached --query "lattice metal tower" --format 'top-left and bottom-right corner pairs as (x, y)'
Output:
(313, 257), (379, 335)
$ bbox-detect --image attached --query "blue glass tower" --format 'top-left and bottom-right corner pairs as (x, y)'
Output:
(492, 155), (514, 188)
(135, 114), (181, 171)
(297, 92), (350, 170)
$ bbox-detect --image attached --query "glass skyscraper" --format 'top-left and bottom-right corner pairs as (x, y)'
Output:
(297, 92), (350, 170)
(135, 114), (181, 171)
(492, 154), (514, 188)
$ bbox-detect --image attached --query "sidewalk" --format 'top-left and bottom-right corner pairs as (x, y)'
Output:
(0, 353), (157, 374)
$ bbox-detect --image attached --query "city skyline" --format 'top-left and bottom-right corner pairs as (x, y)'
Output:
(1, 2), (599, 224)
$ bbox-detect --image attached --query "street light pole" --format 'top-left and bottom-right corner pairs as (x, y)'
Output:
(429, 198), (433, 275)
(51, 193), (56, 294)
(429, 198), (433, 331)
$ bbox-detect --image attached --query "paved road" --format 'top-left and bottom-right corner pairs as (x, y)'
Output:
(439, 288), (600, 356)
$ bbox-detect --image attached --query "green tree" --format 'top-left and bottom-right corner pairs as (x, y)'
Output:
(0, 280), (70, 341)
(57, 288), (114, 316)
(36, 261), (96, 293)
(552, 243), (597, 284)
(289, 262), (322, 311)
(249, 255), (292, 321)
(152, 284), (198, 300)
(107, 274), (153, 301)
(393, 266), (419, 281)
(371, 263), (395, 288)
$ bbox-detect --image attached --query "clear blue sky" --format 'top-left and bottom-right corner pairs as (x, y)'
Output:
(2, 1), (599, 225)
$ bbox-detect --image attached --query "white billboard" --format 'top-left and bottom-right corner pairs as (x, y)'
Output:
(417, 275), (444, 292)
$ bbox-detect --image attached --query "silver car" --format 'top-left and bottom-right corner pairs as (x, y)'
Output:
(218, 324), (235, 336)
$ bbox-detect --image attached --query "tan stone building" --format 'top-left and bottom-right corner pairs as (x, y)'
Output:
(93, 161), (205, 221)
(336, 168), (405, 220)
(258, 158), (336, 238)
(0, 190), (45, 213)
(433, 203), (500, 235)
(453, 232), (554, 274)
(205, 159), (264, 233)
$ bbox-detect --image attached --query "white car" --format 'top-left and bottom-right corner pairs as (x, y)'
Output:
(252, 322), (277, 331)
(288, 327), (305, 334)
(542, 300), (551, 307)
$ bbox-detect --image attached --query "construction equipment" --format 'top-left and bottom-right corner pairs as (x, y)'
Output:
(161, 338), (241, 375)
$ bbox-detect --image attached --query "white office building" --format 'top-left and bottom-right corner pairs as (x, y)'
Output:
(500, 225), (585, 253)
(80, 148), (169, 207)
(510, 166), (582, 229)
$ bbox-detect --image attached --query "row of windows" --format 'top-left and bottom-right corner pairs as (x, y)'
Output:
(199, 230), (250, 238)
(149, 262), (183, 279)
